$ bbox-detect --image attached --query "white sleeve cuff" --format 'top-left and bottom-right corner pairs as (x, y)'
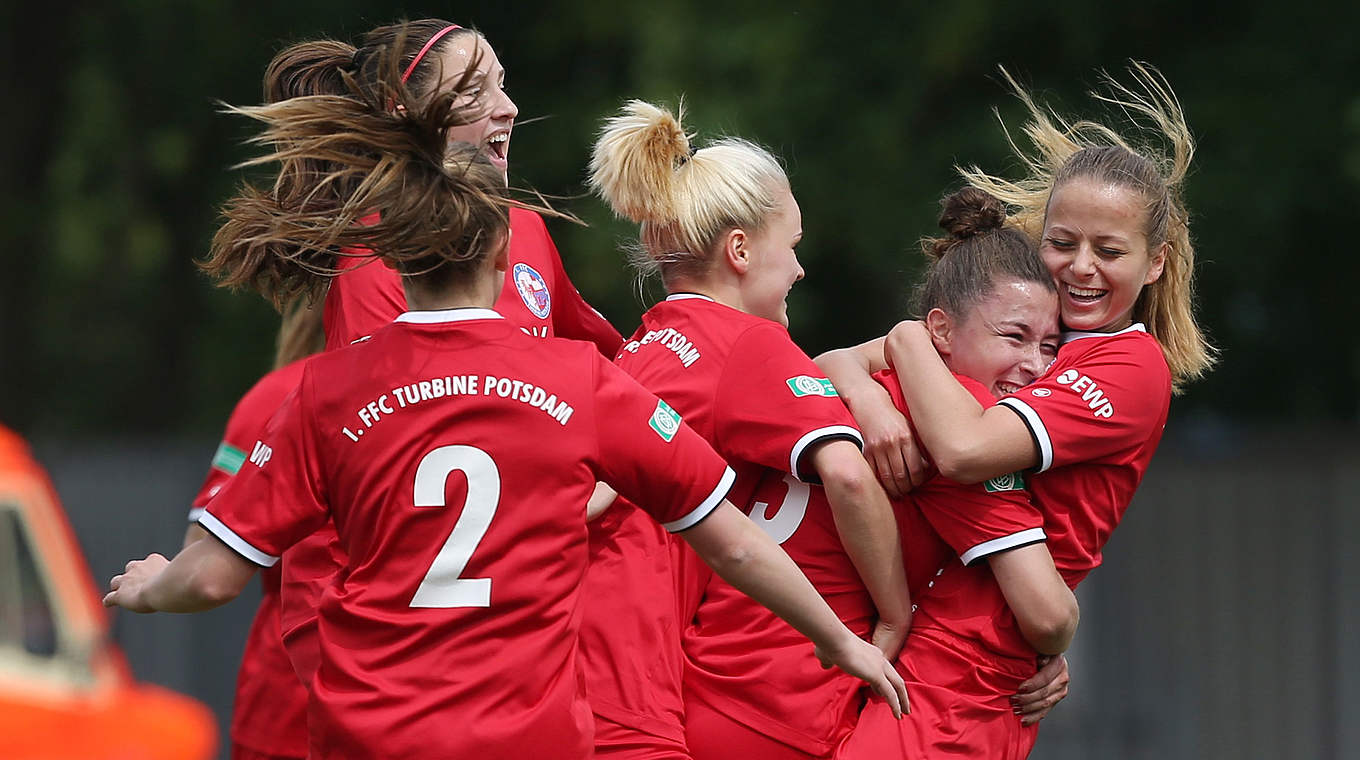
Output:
(186, 507), (206, 523)
(998, 398), (1053, 473)
(198, 511), (279, 567)
(959, 527), (1047, 566)
(664, 467), (736, 532)
(789, 425), (864, 483)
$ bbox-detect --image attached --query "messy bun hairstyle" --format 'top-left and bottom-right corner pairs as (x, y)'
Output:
(912, 187), (1054, 320)
(589, 100), (788, 283)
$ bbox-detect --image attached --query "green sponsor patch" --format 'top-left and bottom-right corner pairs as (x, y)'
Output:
(984, 471), (1026, 493)
(212, 442), (247, 475)
(649, 399), (682, 442)
(787, 375), (839, 398)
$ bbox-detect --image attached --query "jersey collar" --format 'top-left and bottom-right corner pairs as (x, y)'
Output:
(1062, 322), (1147, 344)
(665, 292), (716, 303)
(394, 308), (504, 324)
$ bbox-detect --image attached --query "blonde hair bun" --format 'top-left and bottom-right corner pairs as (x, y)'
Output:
(588, 99), (691, 223)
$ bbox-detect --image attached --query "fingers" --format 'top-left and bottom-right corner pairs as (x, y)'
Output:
(1014, 655), (1070, 724)
(1017, 684), (1067, 725)
(869, 450), (902, 498)
(884, 660), (909, 718)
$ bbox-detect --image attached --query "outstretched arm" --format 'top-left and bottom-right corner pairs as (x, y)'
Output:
(885, 321), (1038, 483)
(810, 439), (912, 659)
(681, 501), (910, 718)
(104, 536), (258, 614)
(815, 338), (926, 497)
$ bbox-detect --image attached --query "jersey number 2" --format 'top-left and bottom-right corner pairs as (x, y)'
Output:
(410, 445), (500, 608)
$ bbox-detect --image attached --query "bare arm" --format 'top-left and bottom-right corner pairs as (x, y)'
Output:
(104, 537), (258, 614)
(681, 501), (909, 718)
(884, 321), (1038, 483)
(586, 482), (618, 522)
(810, 439), (912, 659)
(815, 338), (926, 497)
(988, 544), (1079, 655)
(182, 522), (208, 550)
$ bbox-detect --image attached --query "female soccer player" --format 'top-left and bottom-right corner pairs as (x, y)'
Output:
(104, 42), (906, 760)
(203, 19), (626, 687)
(181, 301), (323, 760)
(583, 100), (911, 759)
(827, 63), (1216, 759)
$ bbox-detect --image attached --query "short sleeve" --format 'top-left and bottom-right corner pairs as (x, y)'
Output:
(913, 475), (1046, 566)
(997, 337), (1170, 473)
(713, 324), (862, 483)
(199, 374), (331, 567)
(591, 356), (735, 532)
(322, 257), (405, 351)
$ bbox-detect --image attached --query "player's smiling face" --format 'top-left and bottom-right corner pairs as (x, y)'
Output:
(1041, 179), (1166, 333)
(935, 277), (1061, 399)
(436, 35), (517, 182)
(740, 185), (804, 327)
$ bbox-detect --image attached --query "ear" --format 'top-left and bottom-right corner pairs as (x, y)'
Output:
(721, 228), (751, 275)
(493, 228), (511, 274)
(1145, 241), (1169, 285)
(923, 308), (954, 355)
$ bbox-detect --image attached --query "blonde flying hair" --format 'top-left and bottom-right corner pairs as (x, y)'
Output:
(961, 62), (1216, 390)
(588, 100), (788, 285)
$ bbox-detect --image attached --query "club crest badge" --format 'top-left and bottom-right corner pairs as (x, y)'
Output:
(513, 263), (551, 319)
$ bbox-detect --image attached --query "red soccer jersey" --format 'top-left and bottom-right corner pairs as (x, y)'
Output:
(285, 207), (625, 684)
(678, 370), (1044, 755)
(840, 326), (1172, 760)
(323, 207), (622, 354)
(199, 309), (734, 760)
(188, 358), (309, 758)
(578, 293), (864, 750)
(996, 324), (1170, 587)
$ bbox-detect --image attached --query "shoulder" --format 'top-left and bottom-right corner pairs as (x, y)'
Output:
(1054, 327), (1170, 391)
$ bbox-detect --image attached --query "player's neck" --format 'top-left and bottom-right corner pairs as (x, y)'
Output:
(401, 272), (500, 312)
(666, 274), (742, 314)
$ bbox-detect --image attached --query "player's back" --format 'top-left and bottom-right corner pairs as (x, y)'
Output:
(303, 312), (604, 759)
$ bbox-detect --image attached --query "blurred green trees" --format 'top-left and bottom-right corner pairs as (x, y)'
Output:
(4, 1), (1357, 436)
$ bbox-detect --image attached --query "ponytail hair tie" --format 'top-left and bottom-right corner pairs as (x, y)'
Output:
(401, 24), (462, 84)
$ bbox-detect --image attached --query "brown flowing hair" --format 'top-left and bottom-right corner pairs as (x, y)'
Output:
(201, 20), (511, 307)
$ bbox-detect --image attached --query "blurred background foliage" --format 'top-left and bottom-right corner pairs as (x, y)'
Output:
(3, 1), (1358, 439)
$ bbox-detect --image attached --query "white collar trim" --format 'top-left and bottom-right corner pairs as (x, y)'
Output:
(1062, 322), (1146, 344)
(394, 308), (504, 324)
(665, 293), (716, 303)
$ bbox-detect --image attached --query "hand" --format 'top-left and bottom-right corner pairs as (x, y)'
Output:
(870, 615), (910, 661)
(858, 406), (927, 499)
(104, 553), (170, 613)
(1013, 654), (1070, 725)
(816, 633), (910, 719)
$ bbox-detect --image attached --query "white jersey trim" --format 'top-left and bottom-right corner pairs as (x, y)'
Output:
(1062, 322), (1146, 344)
(664, 466), (736, 532)
(395, 308), (504, 324)
(186, 507), (206, 523)
(960, 527), (1048, 566)
(790, 425), (865, 483)
(998, 397), (1054, 473)
(198, 512), (279, 568)
(664, 293), (716, 303)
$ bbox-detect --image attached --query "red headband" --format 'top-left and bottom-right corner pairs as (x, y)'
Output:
(400, 24), (463, 84)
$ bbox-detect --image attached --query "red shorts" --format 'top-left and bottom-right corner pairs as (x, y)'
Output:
(231, 743), (304, 760)
(686, 698), (822, 760)
(836, 633), (1039, 760)
(594, 713), (691, 760)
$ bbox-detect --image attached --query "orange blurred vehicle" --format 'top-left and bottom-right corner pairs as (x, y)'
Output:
(0, 425), (217, 760)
